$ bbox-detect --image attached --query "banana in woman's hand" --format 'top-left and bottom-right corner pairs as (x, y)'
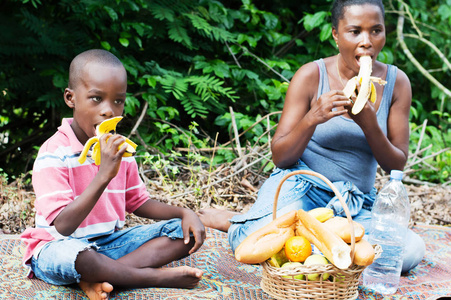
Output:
(78, 116), (137, 165)
(342, 56), (387, 115)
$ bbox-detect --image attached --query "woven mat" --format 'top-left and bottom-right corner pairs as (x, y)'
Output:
(359, 224), (451, 300)
(0, 225), (450, 299)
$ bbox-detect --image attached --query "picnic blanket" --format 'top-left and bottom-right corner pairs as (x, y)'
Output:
(0, 224), (450, 299)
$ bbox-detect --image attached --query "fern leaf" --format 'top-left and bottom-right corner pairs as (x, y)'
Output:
(210, 26), (236, 43)
(149, 3), (175, 22)
(160, 75), (188, 100)
(184, 13), (212, 35)
(184, 12), (235, 43)
(186, 75), (238, 103)
(181, 92), (208, 118)
(167, 19), (192, 48)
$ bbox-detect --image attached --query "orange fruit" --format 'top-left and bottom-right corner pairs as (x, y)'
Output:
(284, 236), (312, 262)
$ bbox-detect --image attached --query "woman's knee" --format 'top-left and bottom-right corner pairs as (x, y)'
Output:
(402, 229), (425, 273)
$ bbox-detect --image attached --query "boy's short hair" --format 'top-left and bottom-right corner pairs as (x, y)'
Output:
(68, 49), (124, 89)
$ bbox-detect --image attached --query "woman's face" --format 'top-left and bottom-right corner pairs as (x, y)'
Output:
(333, 3), (386, 73)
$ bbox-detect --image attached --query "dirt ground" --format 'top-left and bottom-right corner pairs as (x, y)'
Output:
(0, 165), (450, 235)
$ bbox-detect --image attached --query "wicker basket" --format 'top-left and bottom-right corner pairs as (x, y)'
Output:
(259, 170), (382, 300)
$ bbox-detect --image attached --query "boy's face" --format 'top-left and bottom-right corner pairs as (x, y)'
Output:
(64, 62), (127, 145)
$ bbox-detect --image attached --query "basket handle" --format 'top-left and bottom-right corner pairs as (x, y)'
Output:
(272, 170), (356, 263)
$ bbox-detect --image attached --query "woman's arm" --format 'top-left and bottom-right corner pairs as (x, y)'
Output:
(349, 68), (411, 173)
(271, 61), (351, 168)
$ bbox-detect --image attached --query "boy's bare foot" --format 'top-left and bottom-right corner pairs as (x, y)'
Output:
(197, 208), (239, 232)
(160, 266), (203, 289)
(79, 281), (113, 300)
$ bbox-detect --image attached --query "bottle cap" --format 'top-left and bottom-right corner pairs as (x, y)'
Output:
(390, 170), (403, 180)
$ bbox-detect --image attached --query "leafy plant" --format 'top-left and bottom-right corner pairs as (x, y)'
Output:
(0, 0), (449, 184)
(408, 121), (451, 184)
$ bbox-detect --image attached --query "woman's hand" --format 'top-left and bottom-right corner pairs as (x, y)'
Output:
(344, 80), (378, 130)
(347, 98), (377, 128)
(271, 61), (353, 168)
(181, 209), (206, 254)
(343, 68), (412, 173)
(307, 90), (352, 125)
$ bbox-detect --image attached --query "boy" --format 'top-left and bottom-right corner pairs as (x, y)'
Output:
(21, 49), (206, 300)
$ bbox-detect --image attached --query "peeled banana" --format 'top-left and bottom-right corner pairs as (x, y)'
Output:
(78, 116), (137, 165)
(342, 56), (387, 115)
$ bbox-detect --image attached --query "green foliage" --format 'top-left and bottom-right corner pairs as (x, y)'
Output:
(0, 0), (449, 184)
(409, 122), (451, 183)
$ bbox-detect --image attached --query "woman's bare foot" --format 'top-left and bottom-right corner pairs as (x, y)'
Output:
(160, 266), (203, 289)
(79, 281), (113, 300)
(197, 208), (240, 232)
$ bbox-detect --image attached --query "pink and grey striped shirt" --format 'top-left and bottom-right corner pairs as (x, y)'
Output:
(20, 118), (149, 276)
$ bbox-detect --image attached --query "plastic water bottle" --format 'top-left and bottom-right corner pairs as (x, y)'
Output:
(363, 170), (410, 295)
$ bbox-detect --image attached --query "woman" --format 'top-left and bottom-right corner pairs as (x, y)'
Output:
(199, 0), (424, 273)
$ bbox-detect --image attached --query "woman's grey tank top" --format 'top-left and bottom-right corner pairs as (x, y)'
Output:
(301, 58), (397, 193)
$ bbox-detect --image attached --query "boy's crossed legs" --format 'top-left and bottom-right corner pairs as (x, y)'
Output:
(76, 236), (201, 299)
(31, 220), (202, 300)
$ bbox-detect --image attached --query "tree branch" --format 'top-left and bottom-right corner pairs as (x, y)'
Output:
(396, 2), (451, 98)
(236, 44), (290, 83)
(403, 33), (451, 71)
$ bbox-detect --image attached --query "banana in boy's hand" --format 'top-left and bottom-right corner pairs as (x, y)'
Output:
(78, 116), (137, 165)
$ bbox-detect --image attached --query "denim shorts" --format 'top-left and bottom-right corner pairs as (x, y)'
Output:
(31, 218), (184, 286)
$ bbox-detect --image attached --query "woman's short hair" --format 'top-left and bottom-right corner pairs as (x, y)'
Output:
(331, 0), (385, 29)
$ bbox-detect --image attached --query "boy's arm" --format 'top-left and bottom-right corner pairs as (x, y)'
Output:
(134, 200), (206, 254)
(53, 134), (128, 236)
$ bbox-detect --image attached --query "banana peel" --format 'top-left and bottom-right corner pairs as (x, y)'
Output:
(78, 116), (137, 165)
(342, 56), (387, 115)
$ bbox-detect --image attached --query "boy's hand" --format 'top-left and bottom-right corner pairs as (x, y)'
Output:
(181, 210), (206, 254)
(98, 133), (128, 180)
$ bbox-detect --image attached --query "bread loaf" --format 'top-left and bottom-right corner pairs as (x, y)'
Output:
(352, 238), (375, 266)
(296, 209), (352, 269)
(234, 210), (297, 264)
(323, 217), (365, 243)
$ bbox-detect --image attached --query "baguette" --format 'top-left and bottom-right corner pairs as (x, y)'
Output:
(295, 209), (352, 269)
(353, 238), (376, 266)
(323, 217), (365, 243)
(234, 210), (297, 264)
